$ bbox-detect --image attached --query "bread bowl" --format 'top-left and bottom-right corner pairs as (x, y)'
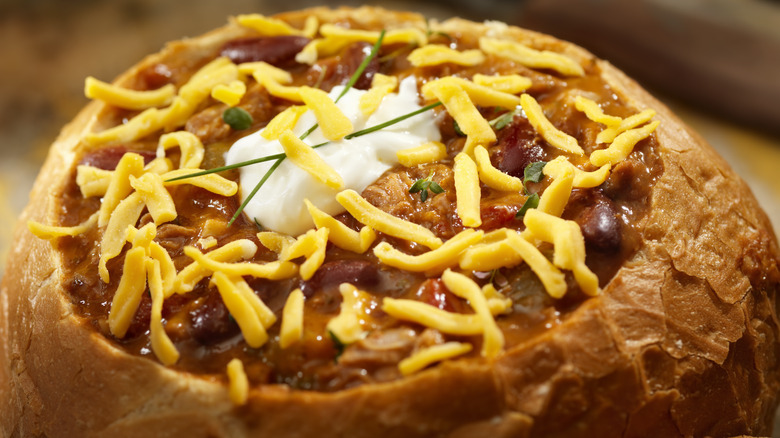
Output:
(1, 5), (779, 437)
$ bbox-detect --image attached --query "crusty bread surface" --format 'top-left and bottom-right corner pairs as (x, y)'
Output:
(1, 6), (778, 438)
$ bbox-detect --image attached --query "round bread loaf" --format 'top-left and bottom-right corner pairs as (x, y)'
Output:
(1, 6), (779, 437)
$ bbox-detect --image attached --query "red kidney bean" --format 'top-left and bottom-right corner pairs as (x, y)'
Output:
(497, 119), (546, 178)
(79, 147), (156, 170)
(302, 259), (380, 297)
(220, 36), (310, 66)
(340, 42), (378, 90)
(188, 291), (239, 345)
(564, 189), (622, 253)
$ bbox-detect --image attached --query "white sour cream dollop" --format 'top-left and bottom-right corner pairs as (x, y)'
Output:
(224, 76), (440, 236)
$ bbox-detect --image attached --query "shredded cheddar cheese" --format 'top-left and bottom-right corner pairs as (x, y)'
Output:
(162, 170), (238, 197)
(226, 359), (249, 406)
(453, 152), (482, 228)
(296, 25), (427, 64)
(336, 189), (442, 249)
(147, 257), (179, 366)
(590, 121), (660, 167)
(157, 131), (205, 170)
(278, 227), (329, 280)
(359, 73), (398, 116)
(27, 211), (98, 240)
(382, 298), (484, 335)
(99, 192), (145, 283)
(523, 209), (600, 296)
(108, 246), (148, 338)
(536, 164), (574, 217)
(422, 77), (522, 110)
(304, 199), (376, 254)
(184, 245), (298, 280)
(408, 45), (485, 67)
(129, 173), (176, 225)
(84, 76), (175, 110)
(596, 109), (656, 144)
(473, 145), (523, 191)
(373, 229), (484, 273)
(278, 130), (344, 189)
(211, 80), (246, 107)
(257, 231), (297, 255)
(520, 94), (583, 156)
(543, 156), (610, 189)
(421, 80), (495, 155)
(326, 283), (371, 344)
(574, 96), (622, 127)
(98, 153), (145, 227)
(479, 37), (585, 77)
(236, 14), (306, 36)
(261, 105), (308, 140)
(396, 141), (447, 167)
(76, 165), (112, 198)
(298, 86), (354, 140)
(399, 342), (473, 376)
(174, 239), (257, 294)
(279, 288), (304, 349)
(472, 73), (532, 95)
(211, 271), (270, 348)
(441, 269), (504, 358)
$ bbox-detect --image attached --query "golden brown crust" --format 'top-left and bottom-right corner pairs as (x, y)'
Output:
(1, 6), (779, 437)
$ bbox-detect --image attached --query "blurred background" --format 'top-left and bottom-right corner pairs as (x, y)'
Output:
(0, 0), (778, 270)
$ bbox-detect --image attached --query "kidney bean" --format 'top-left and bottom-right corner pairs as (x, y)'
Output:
(220, 36), (310, 66)
(497, 119), (545, 178)
(188, 292), (239, 345)
(79, 147), (156, 170)
(564, 189), (622, 253)
(302, 260), (380, 297)
(340, 42), (378, 90)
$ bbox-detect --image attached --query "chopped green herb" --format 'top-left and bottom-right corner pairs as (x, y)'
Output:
(222, 107), (253, 131)
(453, 119), (466, 137)
(489, 108), (521, 130)
(328, 330), (346, 362)
(516, 193), (540, 218)
(409, 172), (444, 202)
(254, 218), (264, 230)
(524, 161), (546, 184)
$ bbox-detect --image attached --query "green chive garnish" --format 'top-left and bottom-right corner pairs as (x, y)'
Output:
(223, 107), (253, 130)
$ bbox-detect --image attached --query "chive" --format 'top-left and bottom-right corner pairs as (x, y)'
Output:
(228, 157), (284, 226)
(516, 193), (540, 218)
(223, 107), (253, 130)
(300, 30), (385, 141)
(344, 102), (442, 139)
(337, 29), (385, 102)
(524, 161), (546, 184)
